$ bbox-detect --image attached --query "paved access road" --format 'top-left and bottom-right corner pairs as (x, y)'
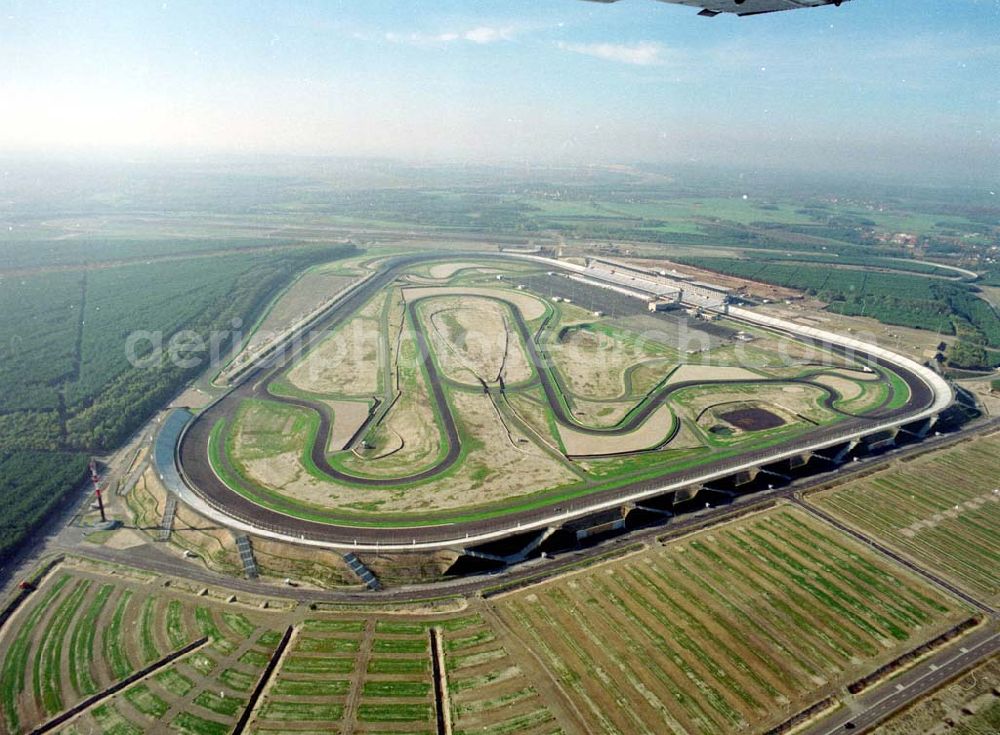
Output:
(802, 626), (999, 735)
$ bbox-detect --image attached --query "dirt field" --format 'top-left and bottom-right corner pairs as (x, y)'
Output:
(550, 324), (671, 400)
(703, 331), (855, 371)
(285, 291), (385, 398)
(627, 359), (676, 395)
(492, 505), (970, 735)
(665, 364), (762, 385)
(325, 399), (371, 451)
(357, 390), (577, 513)
(812, 374), (865, 402)
(673, 382), (835, 428)
(960, 377), (1000, 418)
(401, 285), (548, 321)
(759, 302), (950, 363)
(427, 261), (501, 279)
(568, 398), (642, 428)
(420, 296), (533, 385)
(340, 334), (444, 479)
(558, 402), (675, 456)
(240, 270), (356, 357)
(239, 390), (577, 516)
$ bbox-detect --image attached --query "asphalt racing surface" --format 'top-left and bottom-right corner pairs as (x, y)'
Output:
(177, 252), (937, 545)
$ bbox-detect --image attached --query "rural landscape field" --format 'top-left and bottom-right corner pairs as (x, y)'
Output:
(0, 161), (997, 733)
(3, 1), (999, 733)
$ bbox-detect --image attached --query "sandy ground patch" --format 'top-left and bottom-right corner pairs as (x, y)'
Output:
(673, 382), (834, 426)
(249, 536), (352, 588)
(245, 451), (304, 491)
(103, 528), (148, 550)
(961, 379), (1000, 417)
(665, 364), (762, 385)
(402, 286), (547, 321)
(550, 327), (667, 401)
(558, 402), (675, 456)
(240, 391), (577, 515)
(504, 391), (561, 452)
(241, 271), (355, 356)
(567, 399), (638, 428)
(704, 334), (853, 370)
(325, 399), (371, 450)
(285, 293), (383, 397)
(341, 370), (441, 477)
(169, 386), (214, 410)
(812, 374), (864, 402)
(428, 261), (499, 279)
(626, 359), (675, 395)
(420, 296), (533, 385)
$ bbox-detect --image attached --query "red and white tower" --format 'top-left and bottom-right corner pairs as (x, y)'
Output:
(89, 459), (107, 523)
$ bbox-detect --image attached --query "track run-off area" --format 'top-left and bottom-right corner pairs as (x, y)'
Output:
(174, 252), (953, 550)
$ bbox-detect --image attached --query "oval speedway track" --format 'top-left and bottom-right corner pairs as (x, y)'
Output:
(176, 252), (939, 547)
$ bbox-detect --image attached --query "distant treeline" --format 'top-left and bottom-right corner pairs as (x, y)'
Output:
(676, 256), (1000, 370)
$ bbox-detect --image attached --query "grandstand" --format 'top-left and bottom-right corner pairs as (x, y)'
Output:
(584, 256), (731, 311)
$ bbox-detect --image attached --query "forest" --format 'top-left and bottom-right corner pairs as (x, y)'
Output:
(0, 240), (355, 560)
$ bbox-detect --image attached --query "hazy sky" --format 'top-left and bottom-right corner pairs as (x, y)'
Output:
(1, 0), (998, 180)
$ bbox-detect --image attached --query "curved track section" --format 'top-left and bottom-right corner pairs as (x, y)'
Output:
(176, 252), (953, 550)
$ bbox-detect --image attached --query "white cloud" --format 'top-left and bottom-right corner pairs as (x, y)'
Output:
(463, 26), (514, 44)
(383, 26), (516, 47)
(555, 41), (666, 66)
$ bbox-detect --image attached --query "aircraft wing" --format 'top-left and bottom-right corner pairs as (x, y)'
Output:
(584, 0), (851, 16)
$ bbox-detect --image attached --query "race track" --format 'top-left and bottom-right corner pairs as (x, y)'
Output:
(175, 252), (949, 549)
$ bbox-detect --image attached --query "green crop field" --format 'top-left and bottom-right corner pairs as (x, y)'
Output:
(493, 506), (969, 735)
(0, 534), (978, 735)
(0, 566), (279, 735)
(0, 559), (566, 735)
(811, 432), (1000, 605)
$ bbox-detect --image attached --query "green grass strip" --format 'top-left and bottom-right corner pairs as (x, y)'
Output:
(1, 573), (69, 732)
(170, 710), (230, 735)
(193, 690), (245, 717)
(34, 578), (90, 714)
(361, 680), (431, 698)
(358, 703), (432, 722)
(166, 600), (187, 649)
(138, 596), (160, 664)
(103, 589), (134, 679)
(125, 683), (169, 718)
(68, 583), (113, 696)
